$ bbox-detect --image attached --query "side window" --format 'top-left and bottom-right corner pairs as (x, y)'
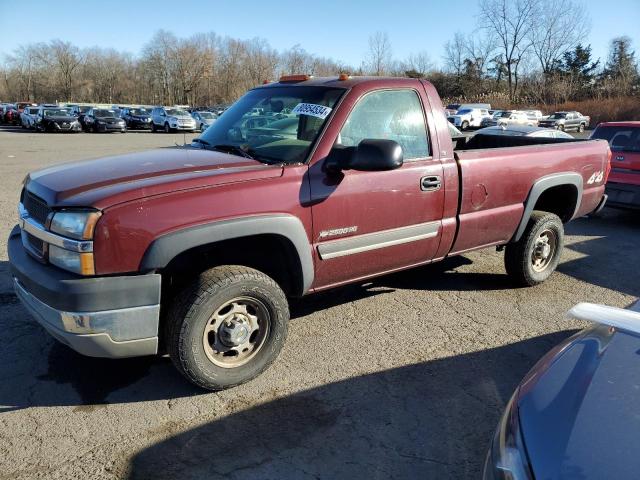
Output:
(338, 89), (430, 159)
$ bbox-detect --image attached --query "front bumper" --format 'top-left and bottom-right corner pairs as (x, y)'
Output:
(171, 123), (196, 131)
(96, 123), (126, 132)
(128, 119), (152, 129)
(8, 226), (161, 358)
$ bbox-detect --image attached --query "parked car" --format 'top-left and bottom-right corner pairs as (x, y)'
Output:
(3, 105), (19, 124)
(482, 110), (536, 128)
(448, 107), (492, 130)
(191, 110), (217, 132)
(20, 106), (40, 129)
(34, 106), (82, 133)
(83, 108), (127, 133)
(590, 121), (640, 209)
(151, 106), (196, 133)
(8, 76), (609, 391)
(69, 105), (93, 129)
(538, 111), (590, 132)
(483, 300), (640, 480)
(524, 109), (544, 124)
(475, 125), (574, 139)
(122, 107), (153, 130)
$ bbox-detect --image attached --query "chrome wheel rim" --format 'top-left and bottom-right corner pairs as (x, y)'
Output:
(531, 228), (557, 273)
(202, 296), (270, 368)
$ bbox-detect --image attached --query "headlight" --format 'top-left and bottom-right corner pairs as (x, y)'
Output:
(169, 116), (177, 122)
(483, 391), (533, 480)
(49, 244), (95, 275)
(50, 210), (101, 240)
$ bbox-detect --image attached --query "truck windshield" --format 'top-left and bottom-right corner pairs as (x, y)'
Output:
(591, 126), (640, 152)
(549, 113), (567, 119)
(197, 86), (344, 164)
(457, 109), (472, 115)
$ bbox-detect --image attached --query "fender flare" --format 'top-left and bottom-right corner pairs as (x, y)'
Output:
(140, 214), (314, 295)
(513, 172), (583, 242)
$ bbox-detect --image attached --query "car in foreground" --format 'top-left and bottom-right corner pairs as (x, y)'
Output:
(538, 111), (590, 132)
(484, 300), (640, 480)
(151, 106), (196, 132)
(122, 107), (153, 130)
(34, 107), (82, 133)
(8, 75), (609, 391)
(192, 110), (217, 132)
(474, 125), (574, 139)
(590, 122), (639, 209)
(83, 108), (127, 133)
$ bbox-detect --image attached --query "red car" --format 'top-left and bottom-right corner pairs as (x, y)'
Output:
(9, 76), (610, 390)
(591, 121), (640, 209)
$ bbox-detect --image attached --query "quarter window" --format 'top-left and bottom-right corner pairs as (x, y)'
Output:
(338, 89), (430, 159)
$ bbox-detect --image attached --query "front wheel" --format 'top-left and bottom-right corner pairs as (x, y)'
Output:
(461, 120), (469, 131)
(166, 266), (289, 391)
(164, 123), (171, 133)
(578, 123), (585, 133)
(504, 211), (564, 287)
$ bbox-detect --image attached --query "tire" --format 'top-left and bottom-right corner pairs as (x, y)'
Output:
(200, 123), (204, 132)
(461, 121), (469, 131)
(164, 123), (171, 133)
(505, 211), (564, 287)
(166, 265), (289, 391)
(578, 123), (585, 133)
(151, 122), (156, 133)
(557, 124), (565, 132)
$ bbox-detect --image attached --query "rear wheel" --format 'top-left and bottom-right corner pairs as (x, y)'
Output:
(505, 211), (564, 287)
(166, 266), (289, 391)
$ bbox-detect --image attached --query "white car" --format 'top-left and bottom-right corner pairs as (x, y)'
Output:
(151, 107), (196, 133)
(448, 107), (491, 130)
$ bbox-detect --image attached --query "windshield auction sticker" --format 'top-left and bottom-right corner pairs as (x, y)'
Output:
(292, 103), (332, 119)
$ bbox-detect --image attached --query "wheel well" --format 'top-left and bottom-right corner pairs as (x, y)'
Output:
(159, 234), (304, 301)
(533, 184), (578, 222)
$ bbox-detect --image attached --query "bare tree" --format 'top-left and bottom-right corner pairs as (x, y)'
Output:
(530, 0), (590, 75)
(406, 51), (434, 77)
(365, 31), (392, 75)
(479, 0), (539, 98)
(444, 32), (466, 76)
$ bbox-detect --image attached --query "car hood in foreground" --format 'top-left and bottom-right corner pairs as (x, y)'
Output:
(518, 319), (640, 480)
(25, 147), (283, 209)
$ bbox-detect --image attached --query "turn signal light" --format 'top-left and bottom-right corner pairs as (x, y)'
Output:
(279, 74), (311, 82)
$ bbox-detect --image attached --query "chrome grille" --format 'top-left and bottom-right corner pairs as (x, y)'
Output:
(23, 191), (50, 225)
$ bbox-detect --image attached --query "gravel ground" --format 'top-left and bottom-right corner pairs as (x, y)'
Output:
(0, 125), (636, 480)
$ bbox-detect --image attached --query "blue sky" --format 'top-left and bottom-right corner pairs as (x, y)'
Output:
(1, 0), (638, 68)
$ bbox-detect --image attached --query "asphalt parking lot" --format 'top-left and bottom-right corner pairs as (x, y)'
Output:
(0, 125), (637, 480)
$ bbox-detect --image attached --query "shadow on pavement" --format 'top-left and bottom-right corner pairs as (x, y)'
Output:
(126, 330), (576, 480)
(560, 209), (640, 297)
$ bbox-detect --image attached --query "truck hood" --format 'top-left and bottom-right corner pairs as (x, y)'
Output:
(26, 147), (283, 209)
(517, 320), (640, 480)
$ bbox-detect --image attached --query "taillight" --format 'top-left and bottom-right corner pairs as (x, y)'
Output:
(604, 147), (612, 182)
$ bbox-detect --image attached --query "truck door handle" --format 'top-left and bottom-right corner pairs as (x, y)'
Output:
(421, 176), (442, 191)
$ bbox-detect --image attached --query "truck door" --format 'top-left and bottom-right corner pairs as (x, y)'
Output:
(308, 88), (445, 289)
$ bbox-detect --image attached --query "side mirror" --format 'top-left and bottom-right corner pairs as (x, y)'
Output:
(326, 139), (403, 173)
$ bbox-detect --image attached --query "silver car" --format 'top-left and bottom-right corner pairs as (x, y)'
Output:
(191, 111), (217, 132)
(151, 107), (196, 133)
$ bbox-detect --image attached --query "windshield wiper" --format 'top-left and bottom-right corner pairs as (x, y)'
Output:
(210, 144), (256, 160)
(191, 138), (211, 147)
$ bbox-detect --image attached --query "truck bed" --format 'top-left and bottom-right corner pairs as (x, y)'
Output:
(448, 138), (610, 254)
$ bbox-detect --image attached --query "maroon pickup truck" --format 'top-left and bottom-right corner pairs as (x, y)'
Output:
(9, 76), (610, 390)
